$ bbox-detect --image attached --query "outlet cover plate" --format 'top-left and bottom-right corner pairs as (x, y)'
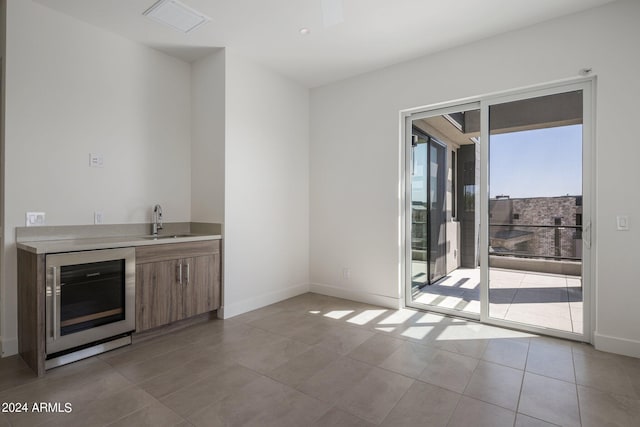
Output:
(94, 211), (104, 224)
(26, 212), (46, 227)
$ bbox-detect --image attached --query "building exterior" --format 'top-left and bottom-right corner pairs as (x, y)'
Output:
(489, 195), (582, 260)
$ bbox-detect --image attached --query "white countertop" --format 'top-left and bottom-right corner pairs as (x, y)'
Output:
(17, 233), (222, 254)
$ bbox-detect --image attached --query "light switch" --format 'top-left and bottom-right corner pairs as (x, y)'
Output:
(89, 153), (104, 168)
(616, 215), (629, 231)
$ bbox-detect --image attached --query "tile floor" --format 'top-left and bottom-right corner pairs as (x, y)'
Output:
(1, 293), (639, 426)
(413, 266), (583, 333)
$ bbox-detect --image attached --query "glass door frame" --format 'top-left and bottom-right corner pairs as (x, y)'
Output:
(402, 77), (595, 342)
(479, 79), (594, 342)
(403, 101), (482, 321)
(411, 128), (448, 286)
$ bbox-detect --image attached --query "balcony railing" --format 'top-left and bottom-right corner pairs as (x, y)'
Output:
(489, 223), (582, 261)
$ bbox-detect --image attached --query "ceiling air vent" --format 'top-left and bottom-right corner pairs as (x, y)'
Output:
(143, 0), (210, 33)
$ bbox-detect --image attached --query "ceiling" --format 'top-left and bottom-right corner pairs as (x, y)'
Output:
(34, 0), (616, 88)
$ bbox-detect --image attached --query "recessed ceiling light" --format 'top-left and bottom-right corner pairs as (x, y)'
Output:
(299, 27), (311, 35)
(143, 0), (210, 34)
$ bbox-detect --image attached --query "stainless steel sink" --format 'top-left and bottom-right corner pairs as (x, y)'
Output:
(142, 234), (194, 240)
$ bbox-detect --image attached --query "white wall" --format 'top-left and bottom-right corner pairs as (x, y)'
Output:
(223, 51), (309, 317)
(2, 0), (191, 354)
(310, 0), (640, 356)
(191, 50), (225, 223)
(0, 0), (5, 354)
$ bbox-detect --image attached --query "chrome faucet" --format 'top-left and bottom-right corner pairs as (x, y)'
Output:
(152, 204), (163, 236)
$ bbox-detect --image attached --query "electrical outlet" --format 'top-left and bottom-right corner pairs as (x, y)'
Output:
(94, 211), (104, 224)
(342, 267), (351, 280)
(26, 212), (46, 227)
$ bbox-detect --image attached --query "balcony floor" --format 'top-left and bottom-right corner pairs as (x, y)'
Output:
(412, 265), (583, 334)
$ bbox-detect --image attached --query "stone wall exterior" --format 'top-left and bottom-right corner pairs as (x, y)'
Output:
(490, 196), (582, 259)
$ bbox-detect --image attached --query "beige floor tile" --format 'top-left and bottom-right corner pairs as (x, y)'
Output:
(0, 356), (39, 393)
(482, 338), (529, 369)
(488, 287), (518, 303)
(343, 308), (392, 328)
(573, 351), (638, 398)
(489, 269), (526, 282)
(489, 277), (522, 289)
(99, 334), (193, 367)
(311, 324), (375, 355)
(105, 401), (185, 427)
(311, 407), (375, 427)
(578, 384), (640, 427)
(571, 321), (583, 334)
(529, 335), (575, 352)
(297, 356), (372, 405)
(289, 322), (340, 345)
(160, 363), (260, 417)
(489, 302), (510, 319)
(511, 288), (569, 305)
(525, 339), (576, 383)
(347, 333), (405, 365)
(447, 395), (516, 427)
(381, 381), (460, 427)
(6, 293), (640, 427)
(518, 373), (580, 427)
(113, 342), (206, 383)
(267, 346), (340, 388)
(521, 274), (567, 287)
(506, 308), (573, 332)
(229, 304), (287, 324)
(379, 341), (438, 378)
(397, 314), (454, 344)
(0, 356), (115, 402)
(433, 337), (489, 359)
(270, 293), (334, 312)
(138, 348), (236, 398)
(515, 413), (560, 426)
(163, 317), (228, 342)
(188, 376), (330, 427)
(46, 385), (157, 427)
(338, 367), (414, 424)
(4, 369), (132, 427)
(393, 323), (441, 344)
(232, 335), (311, 374)
(248, 310), (321, 337)
(369, 308), (423, 331)
(421, 269), (582, 333)
(464, 360), (523, 410)
(418, 349), (478, 393)
(215, 324), (285, 349)
(619, 358), (640, 398)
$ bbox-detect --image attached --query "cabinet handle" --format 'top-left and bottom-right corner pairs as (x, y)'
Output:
(51, 266), (58, 340)
(186, 263), (190, 285)
(178, 263), (183, 285)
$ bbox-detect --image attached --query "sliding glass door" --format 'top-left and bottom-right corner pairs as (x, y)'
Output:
(406, 103), (482, 318)
(405, 79), (592, 341)
(411, 131), (447, 285)
(480, 83), (592, 340)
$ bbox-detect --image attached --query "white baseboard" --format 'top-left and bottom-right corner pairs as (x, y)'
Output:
(594, 331), (640, 358)
(223, 283), (310, 319)
(310, 282), (401, 310)
(1, 336), (18, 357)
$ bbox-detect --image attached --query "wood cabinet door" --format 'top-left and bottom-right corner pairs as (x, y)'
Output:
(136, 259), (182, 331)
(182, 254), (220, 318)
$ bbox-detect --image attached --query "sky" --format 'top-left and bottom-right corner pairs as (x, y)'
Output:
(411, 124), (583, 202)
(489, 124), (582, 198)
